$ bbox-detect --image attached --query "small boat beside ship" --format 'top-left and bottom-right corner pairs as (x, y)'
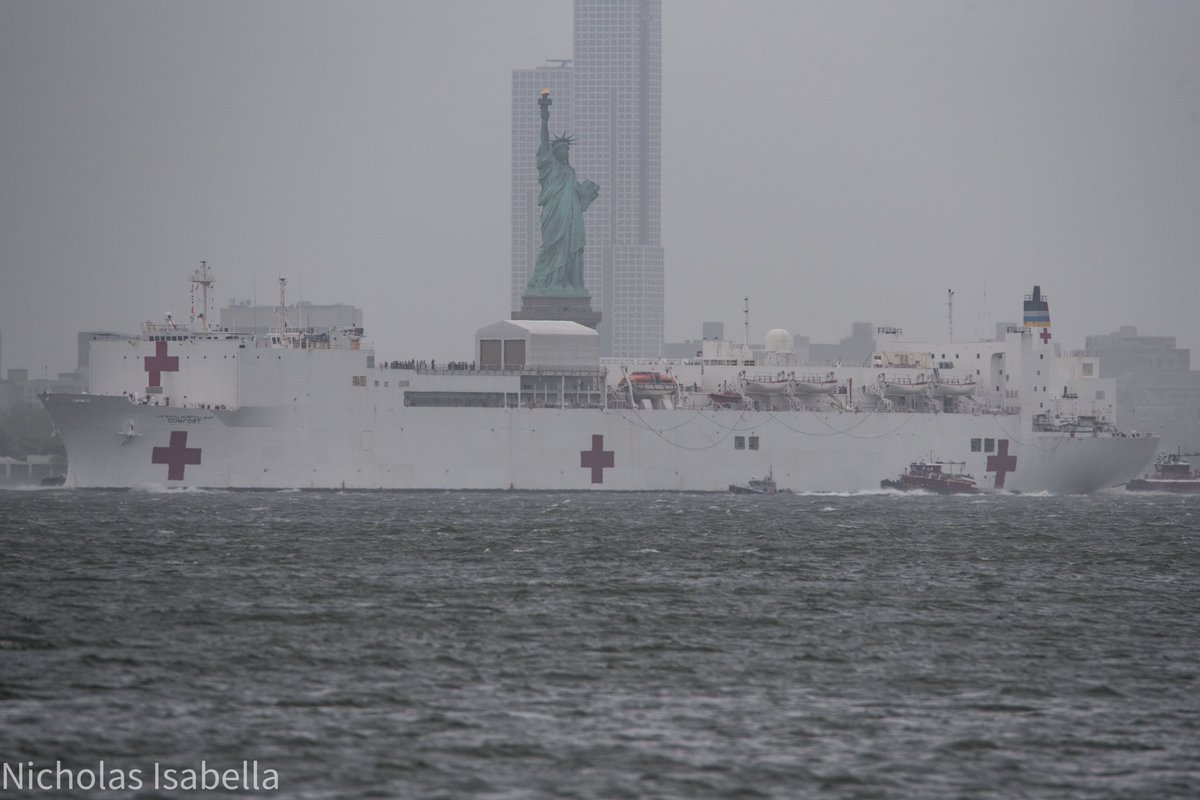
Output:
(729, 468), (791, 495)
(881, 459), (980, 494)
(1125, 451), (1200, 493)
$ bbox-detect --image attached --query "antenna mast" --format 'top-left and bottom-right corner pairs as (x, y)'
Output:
(947, 288), (954, 342)
(277, 277), (288, 331)
(978, 278), (988, 340)
(189, 260), (215, 332)
(743, 297), (750, 351)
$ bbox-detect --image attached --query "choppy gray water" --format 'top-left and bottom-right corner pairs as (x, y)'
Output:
(1, 489), (1198, 799)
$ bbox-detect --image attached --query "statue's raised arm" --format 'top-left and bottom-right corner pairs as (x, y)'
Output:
(526, 90), (600, 298)
(538, 90), (551, 151)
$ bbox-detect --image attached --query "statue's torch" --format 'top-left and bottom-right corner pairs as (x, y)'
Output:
(538, 88), (551, 110)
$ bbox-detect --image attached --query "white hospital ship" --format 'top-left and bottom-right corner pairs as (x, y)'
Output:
(42, 265), (1155, 492)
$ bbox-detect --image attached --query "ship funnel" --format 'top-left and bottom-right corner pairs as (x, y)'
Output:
(1023, 285), (1051, 343)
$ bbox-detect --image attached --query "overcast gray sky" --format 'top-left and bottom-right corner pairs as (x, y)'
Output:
(2, 0), (1198, 376)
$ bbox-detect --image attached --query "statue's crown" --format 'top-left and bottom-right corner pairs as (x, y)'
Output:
(551, 132), (576, 149)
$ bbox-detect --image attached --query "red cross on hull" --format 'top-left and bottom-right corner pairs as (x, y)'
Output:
(986, 439), (1018, 489)
(580, 434), (615, 484)
(144, 341), (180, 387)
(152, 430), (202, 481)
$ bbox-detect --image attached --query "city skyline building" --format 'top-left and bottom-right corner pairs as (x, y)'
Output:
(218, 300), (362, 338)
(511, 0), (664, 358)
(1085, 325), (1200, 452)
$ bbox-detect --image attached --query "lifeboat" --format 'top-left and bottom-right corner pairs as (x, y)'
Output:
(617, 371), (679, 400)
(792, 373), (839, 396)
(743, 375), (791, 395)
(931, 377), (977, 397)
(881, 380), (932, 397)
(880, 373), (933, 397)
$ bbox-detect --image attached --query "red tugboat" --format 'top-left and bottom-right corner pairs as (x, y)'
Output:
(881, 459), (980, 494)
(1126, 451), (1200, 493)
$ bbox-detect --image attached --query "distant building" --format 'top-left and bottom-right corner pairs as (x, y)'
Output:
(1, 368), (84, 411)
(662, 321), (877, 367)
(0, 454), (60, 484)
(804, 322), (877, 366)
(219, 301), (361, 336)
(663, 321), (725, 359)
(576, 0), (664, 359)
(1085, 326), (1200, 451)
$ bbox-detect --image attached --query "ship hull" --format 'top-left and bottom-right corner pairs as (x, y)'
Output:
(45, 394), (1157, 493)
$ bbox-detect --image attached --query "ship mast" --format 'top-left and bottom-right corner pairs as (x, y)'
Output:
(743, 297), (750, 359)
(189, 260), (215, 333)
(947, 288), (954, 342)
(277, 277), (288, 331)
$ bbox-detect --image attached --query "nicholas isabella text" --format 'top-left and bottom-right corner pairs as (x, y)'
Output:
(3, 760), (279, 792)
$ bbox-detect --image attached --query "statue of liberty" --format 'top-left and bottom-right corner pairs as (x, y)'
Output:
(526, 90), (600, 296)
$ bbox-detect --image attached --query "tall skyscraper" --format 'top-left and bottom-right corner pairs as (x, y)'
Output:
(511, 0), (664, 358)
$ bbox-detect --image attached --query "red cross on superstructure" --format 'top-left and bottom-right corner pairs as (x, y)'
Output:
(152, 431), (202, 481)
(1040, 329), (1052, 344)
(144, 340), (180, 387)
(986, 439), (1018, 489)
(580, 434), (614, 484)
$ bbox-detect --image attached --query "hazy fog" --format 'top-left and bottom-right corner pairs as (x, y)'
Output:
(2, 0), (1198, 375)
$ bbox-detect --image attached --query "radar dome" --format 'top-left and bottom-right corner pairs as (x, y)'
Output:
(764, 328), (793, 353)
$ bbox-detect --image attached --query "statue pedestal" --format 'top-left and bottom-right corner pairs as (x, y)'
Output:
(513, 295), (601, 329)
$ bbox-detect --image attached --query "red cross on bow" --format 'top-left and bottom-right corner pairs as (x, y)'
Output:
(152, 430), (202, 480)
(1040, 329), (1052, 344)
